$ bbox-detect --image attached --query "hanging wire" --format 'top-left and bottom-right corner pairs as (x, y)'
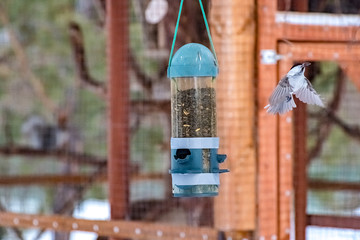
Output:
(168, 0), (184, 66)
(168, 0), (218, 66)
(198, 0), (218, 63)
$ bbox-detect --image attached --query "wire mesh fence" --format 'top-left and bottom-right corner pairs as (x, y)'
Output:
(0, 0), (218, 240)
(306, 62), (360, 240)
(274, 0), (360, 238)
(268, 1), (360, 239)
(1, 0), (360, 240)
(0, 0), (108, 239)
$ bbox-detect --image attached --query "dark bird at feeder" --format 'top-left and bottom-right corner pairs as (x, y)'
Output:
(264, 62), (324, 115)
(174, 149), (191, 160)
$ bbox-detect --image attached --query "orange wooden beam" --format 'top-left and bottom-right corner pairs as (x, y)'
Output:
(308, 180), (360, 191)
(0, 174), (107, 186)
(0, 211), (218, 240)
(279, 42), (360, 91)
(257, 0), (279, 239)
(277, 57), (294, 240)
(277, 23), (360, 42)
(0, 173), (166, 186)
(292, 0), (308, 12)
(0, 146), (106, 166)
(308, 215), (360, 229)
(292, 100), (308, 240)
(280, 42), (360, 61)
(107, 0), (130, 228)
(275, 12), (360, 42)
(211, 0), (256, 232)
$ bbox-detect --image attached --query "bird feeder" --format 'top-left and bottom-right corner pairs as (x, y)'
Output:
(167, 0), (228, 197)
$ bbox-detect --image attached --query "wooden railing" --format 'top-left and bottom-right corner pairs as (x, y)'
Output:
(0, 212), (219, 240)
(307, 179), (360, 229)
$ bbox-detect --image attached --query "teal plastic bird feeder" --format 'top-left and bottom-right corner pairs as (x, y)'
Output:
(167, 0), (228, 197)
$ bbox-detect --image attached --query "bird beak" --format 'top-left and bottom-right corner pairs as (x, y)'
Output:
(302, 62), (311, 67)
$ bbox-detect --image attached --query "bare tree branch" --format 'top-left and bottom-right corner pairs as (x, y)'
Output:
(327, 111), (360, 142)
(130, 99), (170, 135)
(68, 21), (107, 99)
(68, 20), (168, 104)
(129, 53), (153, 92)
(92, 0), (106, 27)
(131, 99), (170, 113)
(308, 67), (345, 162)
(129, 53), (168, 95)
(0, 3), (56, 113)
(2, 109), (13, 146)
(55, 166), (107, 215)
(0, 146), (107, 167)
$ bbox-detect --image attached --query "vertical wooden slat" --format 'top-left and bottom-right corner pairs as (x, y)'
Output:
(277, 48), (294, 240)
(107, 0), (130, 234)
(277, 0), (288, 11)
(293, 99), (307, 240)
(290, 3), (308, 239)
(277, 0), (308, 11)
(278, 112), (293, 240)
(257, 0), (279, 239)
(339, 61), (360, 91)
(211, 0), (256, 231)
(292, 0), (308, 12)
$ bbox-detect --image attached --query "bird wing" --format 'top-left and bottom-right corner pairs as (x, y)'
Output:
(268, 76), (293, 106)
(266, 94), (296, 115)
(294, 78), (324, 107)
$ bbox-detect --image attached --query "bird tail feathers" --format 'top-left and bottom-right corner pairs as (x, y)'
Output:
(266, 95), (296, 115)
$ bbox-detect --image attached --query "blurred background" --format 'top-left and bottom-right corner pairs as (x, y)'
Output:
(0, 0), (214, 239)
(0, 0), (360, 240)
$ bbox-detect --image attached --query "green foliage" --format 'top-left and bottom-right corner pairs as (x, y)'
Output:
(75, 89), (107, 155)
(129, 18), (160, 82)
(85, 183), (107, 199)
(131, 125), (164, 173)
(0, 0), (108, 208)
(0, 227), (6, 239)
(0, 0), (167, 212)
(308, 126), (360, 183)
(308, 190), (360, 214)
(0, 0), (107, 147)
(311, 61), (339, 94)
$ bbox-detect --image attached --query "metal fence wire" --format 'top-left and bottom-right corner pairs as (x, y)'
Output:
(1, 1), (360, 240)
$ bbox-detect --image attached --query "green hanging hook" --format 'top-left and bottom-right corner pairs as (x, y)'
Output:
(168, 0), (218, 67)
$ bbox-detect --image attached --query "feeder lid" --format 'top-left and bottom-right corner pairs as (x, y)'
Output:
(167, 43), (218, 78)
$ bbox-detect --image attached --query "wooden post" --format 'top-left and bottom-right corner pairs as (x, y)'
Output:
(106, 0), (130, 236)
(211, 0), (256, 232)
(278, 0), (308, 11)
(293, 99), (307, 240)
(290, 3), (308, 240)
(0, 212), (219, 240)
(292, 0), (308, 12)
(257, 0), (279, 239)
(277, 49), (295, 240)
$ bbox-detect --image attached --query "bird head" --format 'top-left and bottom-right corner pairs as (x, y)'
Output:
(287, 62), (311, 77)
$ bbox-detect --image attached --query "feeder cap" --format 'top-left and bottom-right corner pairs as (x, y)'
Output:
(167, 43), (218, 78)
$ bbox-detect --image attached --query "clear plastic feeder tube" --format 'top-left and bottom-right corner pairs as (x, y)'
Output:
(170, 76), (219, 196)
(171, 76), (217, 139)
(168, 43), (227, 197)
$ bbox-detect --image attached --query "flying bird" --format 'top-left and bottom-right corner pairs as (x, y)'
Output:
(265, 62), (324, 115)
